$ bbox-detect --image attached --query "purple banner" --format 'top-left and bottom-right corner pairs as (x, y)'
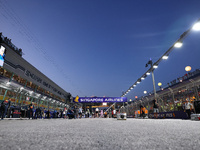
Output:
(73, 96), (127, 103)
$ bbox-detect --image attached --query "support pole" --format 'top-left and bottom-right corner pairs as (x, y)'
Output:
(151, 70), (157, 101)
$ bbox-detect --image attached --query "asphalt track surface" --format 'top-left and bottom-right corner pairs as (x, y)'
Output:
(0, 118), (200, 150)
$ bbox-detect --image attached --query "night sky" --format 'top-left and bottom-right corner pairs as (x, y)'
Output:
(0, 0), (200, 100)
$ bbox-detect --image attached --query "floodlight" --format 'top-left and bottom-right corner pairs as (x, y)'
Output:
(162, 55), (168, 60)
(192, 22), (200, 31)
(153, 65), (158, 69)
(146, 72), (150, 75)
(174, 42), (183, 48)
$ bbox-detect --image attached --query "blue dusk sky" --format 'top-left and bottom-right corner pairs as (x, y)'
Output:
(0, 0), (200, 100)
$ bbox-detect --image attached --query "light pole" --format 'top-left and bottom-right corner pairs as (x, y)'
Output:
(146, 59), (157, 101)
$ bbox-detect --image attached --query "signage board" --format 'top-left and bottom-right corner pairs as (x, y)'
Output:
(73, 96), (127, 103)
(0, 45), (6, 66)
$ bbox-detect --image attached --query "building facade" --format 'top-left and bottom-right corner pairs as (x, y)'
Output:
(0, 33), (71, 110)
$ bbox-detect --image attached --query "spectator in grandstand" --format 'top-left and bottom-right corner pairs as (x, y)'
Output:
(184, 99), (193, 119)
(153, 100), (159, 119)
(176, 100), (183, 111)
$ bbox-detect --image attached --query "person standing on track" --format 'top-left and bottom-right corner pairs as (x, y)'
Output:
(0, 101), (5, 120)
(78, 106), (82, 118)
(184, 99), (193, 119)
(95, 107), (99, 118)
(153, 100), (159, 119)
(28, 102), (34, 119)
(2, 98), (11, 119)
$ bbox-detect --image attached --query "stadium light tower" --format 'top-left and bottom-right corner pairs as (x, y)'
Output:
(121, 18), (200, 101)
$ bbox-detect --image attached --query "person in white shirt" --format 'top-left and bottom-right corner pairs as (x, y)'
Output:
(78, 106), (82, 119)
(95, 107), (99, 118)
(184, 99), (193, 119)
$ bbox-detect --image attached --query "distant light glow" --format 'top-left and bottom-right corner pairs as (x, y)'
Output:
(144, 91), (147, 94)
(185, 66), (192, 72)
(141, 77), (145, 80)
(192, 22), (200, 31)
(158, 82), (162, 86)
(137, 81), (140, 84)
(174, 42), (183, 48)
(162, 55), (168, 60)
(102, 102), (107, 106)
(135, 96), (138, 99)
(133, 85), (136, 87)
